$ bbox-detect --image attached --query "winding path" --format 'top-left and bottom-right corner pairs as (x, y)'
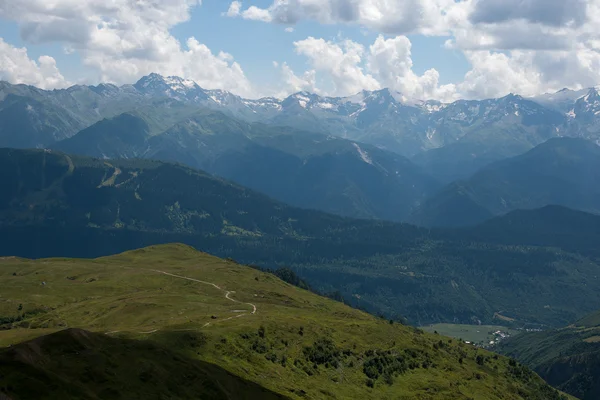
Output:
(134, 270), (257, 334)
(152, 270), (257, 329)
(106, 270), (257, 335)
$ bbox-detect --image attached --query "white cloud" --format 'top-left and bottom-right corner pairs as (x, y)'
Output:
(276, 35), (455, 101)
(3, 0), (600, 100)
(442, 0), (600, 98)
(0, 38), (69, 89)
(224, 1), (242, 17)
(469, 0), (588, 27)
(279, 62), (318, 95)
(226, 0), (460, 35)
(449, 20), (577, 51)
(292, 37), (380, 96)
(0, 0), (254, 96)
(224, 0), (600, 100)
(242, 6), (273, 22)
(457, 51), (543, 98)
(447, 45), (600, 100)
(224, 1), (273, 21)
(285, 27), (295, 33)
(367, 35), (457, 102)
(276, 30), (600, 102)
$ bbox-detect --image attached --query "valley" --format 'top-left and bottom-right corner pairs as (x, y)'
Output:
(2, 148), (600, 329)
(2, 0), (600, 397)
(422, 324), (521, 348)
(498, 309), (600, 400)
(1, 75), (600, 400)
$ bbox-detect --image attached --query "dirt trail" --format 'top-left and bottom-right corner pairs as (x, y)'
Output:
(107, 270), (257, 335)
(153, 270), (257, 328)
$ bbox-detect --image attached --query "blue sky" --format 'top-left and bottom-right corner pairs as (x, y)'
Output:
(0, 0), (598, 101)
(0, 1), (469, 88)
(173, 1), (470, 87)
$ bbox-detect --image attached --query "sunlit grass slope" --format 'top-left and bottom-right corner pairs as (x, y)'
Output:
(0, 244), (572, 400)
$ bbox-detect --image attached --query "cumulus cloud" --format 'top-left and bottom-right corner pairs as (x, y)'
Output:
(242, 6), (273, 22)
(0, 0), (254, 96)
(224, 1), (242, 17)
(368, 35), (457, 102)
(275, 35), (456, 101)
(226, 0), (459, 35)
(2, 0), (600, 100)
(276, 29), (600, 101)
(452, 45), (600, 99)
(223, 0), (600, 100)
(457, 51), (543, 98)
(442, 0), (600, 98)
(469, 0), (588, 27)
(449, 20), (576, 51)
(0, 38), (69, 89)
(293, 37), (380, 95)
(279, 62), (318, 95)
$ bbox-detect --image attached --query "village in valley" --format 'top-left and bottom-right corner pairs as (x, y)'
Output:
(423, 324), (544, 348)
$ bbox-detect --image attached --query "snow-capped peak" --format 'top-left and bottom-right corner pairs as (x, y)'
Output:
(133, 73), (211, 103)
(573, 87), (600, 116)
(164, 75), (198, 91)
(416, 100), (448, 113)
(135, 73), (200, 93)
(293, 92), (311, 108)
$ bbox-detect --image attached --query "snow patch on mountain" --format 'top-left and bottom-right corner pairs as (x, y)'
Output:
(210, 95), (223, 105)
(164, 76), (197, 91)
(342, 92), (366, 105)
(243, 99), (282, 110)
(418, 101), (447, 113)
(316, 102), (335, 110)
(349, 105), (367, 119)
(353, 143), (373, 165)
(426, 128), (438, 142)
(293, 93), (311, 108)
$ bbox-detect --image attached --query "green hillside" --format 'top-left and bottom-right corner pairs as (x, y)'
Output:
(1, 329), (286, 400)
(0, 244), (571, 400)
(498, 310), (600, 400)
(2, 148), (600, 328)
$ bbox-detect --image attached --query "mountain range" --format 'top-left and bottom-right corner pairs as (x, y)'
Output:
(3, 73), (600, 399)
(53, 110), (439, 221)
(411, 137), (600, 227)
(3, 74), (600, 168)
(2, 74), (600, 225)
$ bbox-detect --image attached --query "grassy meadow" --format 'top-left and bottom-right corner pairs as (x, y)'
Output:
(0, 244), (573, 400)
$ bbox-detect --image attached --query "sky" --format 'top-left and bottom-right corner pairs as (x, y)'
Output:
(0, 0), (599, 101)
